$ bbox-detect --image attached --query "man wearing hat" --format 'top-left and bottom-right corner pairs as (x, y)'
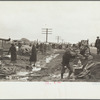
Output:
(61, 48), (75, 79)
(95, 36), (100, 54)
(8, 43), (17, 64)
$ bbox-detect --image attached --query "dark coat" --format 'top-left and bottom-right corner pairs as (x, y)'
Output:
(62, 51), (75, 66)
(95, 39), (100, 49)
(29, 45), (37, 62)
(8, 45), (17, 61)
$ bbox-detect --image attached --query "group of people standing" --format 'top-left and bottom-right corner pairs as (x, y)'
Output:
(61, 36), (100, 79)
(61, 40), (91, 79)
(7, 37), (100, 80)
(8, 43), (37, 66)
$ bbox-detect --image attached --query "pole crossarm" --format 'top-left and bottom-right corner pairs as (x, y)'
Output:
(42, 28), (52, 43)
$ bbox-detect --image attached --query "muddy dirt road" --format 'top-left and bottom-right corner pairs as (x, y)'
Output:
(0, 49), (65, 81)
(1, 47), (100, 82)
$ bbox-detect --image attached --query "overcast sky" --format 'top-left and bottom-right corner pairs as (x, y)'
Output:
(0, 1), (100, 43)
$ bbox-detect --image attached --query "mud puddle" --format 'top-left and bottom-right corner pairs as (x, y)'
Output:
(5, 54), (59, 81)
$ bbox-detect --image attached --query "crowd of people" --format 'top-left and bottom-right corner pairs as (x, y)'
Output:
(61, 41), (90, 79)
(60, 36), (100, 79)
(8, 43), (37, 66)
(7, 36), (100, 79)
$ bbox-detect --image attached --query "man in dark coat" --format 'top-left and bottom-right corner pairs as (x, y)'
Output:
(40, 43), (44, 54)
(8, 43), (17, 63)
(61, 48), (75, 79)
(95, 36), (100, 54)
(29, 45), (37, 66)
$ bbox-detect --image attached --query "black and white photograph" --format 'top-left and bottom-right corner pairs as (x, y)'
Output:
(0, 1), (100, 83)
(1, 1), (100, 99)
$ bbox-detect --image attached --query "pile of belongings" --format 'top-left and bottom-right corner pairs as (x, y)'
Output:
(19, 45), (32, 55)
(76, 62), (100, 80)
(67, 43), (99, 80)
(69, 47), (100, 80)
(0, 61), (16, 76)
(74, 55), (94, 79)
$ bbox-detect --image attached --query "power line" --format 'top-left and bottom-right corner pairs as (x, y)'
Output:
(42, 28), (52, 43)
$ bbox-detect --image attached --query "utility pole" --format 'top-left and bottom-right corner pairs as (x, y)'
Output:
(42, 28), (52, 54)
(56, 36), (60, 43)
(42, 28), (52, 43)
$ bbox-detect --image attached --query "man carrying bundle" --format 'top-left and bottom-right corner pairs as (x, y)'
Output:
(61, 48), (75, 79)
